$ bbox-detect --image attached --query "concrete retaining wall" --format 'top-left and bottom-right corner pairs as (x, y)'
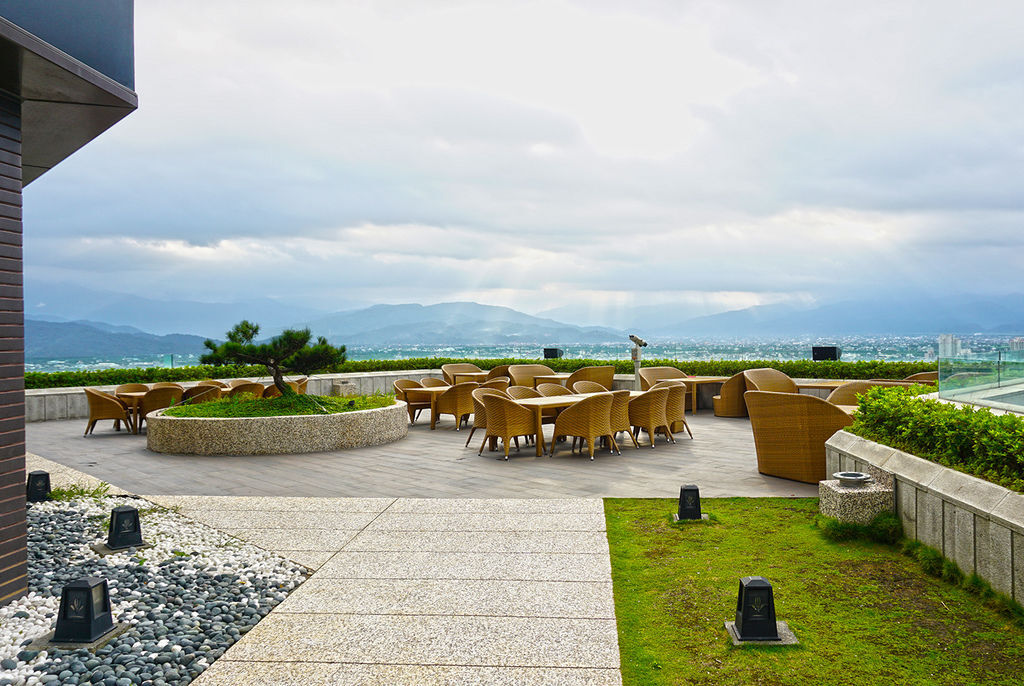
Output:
(146, 400), (408, 456)
(825, 430), (1024, 602)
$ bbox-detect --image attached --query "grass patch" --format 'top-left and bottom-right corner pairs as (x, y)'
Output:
(605, 498), (1024, 685)
(162, 393), (393, 418)
(47, 482), (111, 501)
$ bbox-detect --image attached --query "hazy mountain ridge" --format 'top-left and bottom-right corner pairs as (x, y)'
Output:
(26, 320), (210, 359)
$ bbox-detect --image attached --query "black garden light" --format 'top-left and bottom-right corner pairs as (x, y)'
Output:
(26, 471), (51, 502)
(675, 484), (702, 521)
(734, 576), (779, 640)
(106, 505), (145, 550)
(52, 577), (115, 643)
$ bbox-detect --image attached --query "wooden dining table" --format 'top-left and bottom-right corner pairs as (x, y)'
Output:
(532, 373), (571, 388)
(405, 385), (451, 429)
(515, 391), (643, 456)
(115, 391), (146, 434)
(452, 372), (489, 385)
(670, 376), (730, 415)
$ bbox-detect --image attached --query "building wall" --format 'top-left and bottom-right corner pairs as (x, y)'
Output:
(0, 90), (24, 604)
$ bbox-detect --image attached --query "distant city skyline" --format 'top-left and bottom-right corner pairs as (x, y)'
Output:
(21, 1), (1024, 322)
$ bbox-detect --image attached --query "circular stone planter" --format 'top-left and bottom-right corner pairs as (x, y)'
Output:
(146, 400), (408, 455)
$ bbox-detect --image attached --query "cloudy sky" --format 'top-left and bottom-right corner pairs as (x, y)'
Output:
(22, 0), (1024, 324)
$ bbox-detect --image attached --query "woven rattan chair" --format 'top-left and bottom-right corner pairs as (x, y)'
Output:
(420, 377), (448, 388)
(151, 382), (184, 390)
(441, 363), (483, 385)
(137, 386), (184, 433)
(468, 387), (520, 452)
(565, 366), (615, 391)
(825, 380), (907, 406)
(572, 380), (608, 394)
(262, 384), (283, 399)
(183, 385), (222, 403)
(713, 372), (748, 418)
(228, 382), (265, 399)
(197, 379), (230, 389)
(486, 365), (512, 381)
(432, 382), (479, 430)
(508, 364), (555, 388)
(479, 377), (510, 391)
(83, 388), (132, 436)
(743, 368), (798, 394)
(550, 393), (615, 460)
(745, 390), (853, 483)
(661, 384), (692, 440)
(294, 377), (309, 394)
(115, 383), (149, 394)
(537, 383), (573, 397)
(638, 367), (689, 391)
(904, 371), (938, 383)
(228, 379), (252, 388)
(481, 394), (538, 460)
(628, 387), (671, 448)
(609, 390), (638, 451)
(395, 379), (430, 424)
(650, 379), (685, 389)
(507, 385), (540, 400)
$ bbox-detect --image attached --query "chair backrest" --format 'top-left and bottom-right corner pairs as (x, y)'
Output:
(482, 393), (535, 437)
(638, 366), (688, 391)
(441, 363), (483, 385)
(229, 379), (252, 388)
(486, 365), (512, 381)
(229, 382), (265, 399)
(507, 385), (541, 400)
(537, 383), (573, 396)
(183, 385), (221, 403)
(555, 392), (613, 437)
(263, 384), (282, 399)
(471, 387), (506, 428)
(115, 383), (149, 394)
(420, 377), (448, 388)
(151, 382), (184, 390)
(85, 387), (124, 414)
(572, 380), (607, 394)
(565, 365), (615, 391)
(650, 379), (686, 390)
(904, 371), (938, 383)
(664, 384), (686, 422)
(197, 379), (230, 389)
(141, 386), (183, 415)
(743, 368), (798, 394)
(479, 377), (510, 391)
(826, 380), (907, 406)
(393, 379), (421, 401)
(437, 382), (479, 415)
(628, 387), (670, 427)
(714, 371), (748, 417)
(744, 390), (853, 484)
(293, 377), (309, 394)
(508, 364), (555, 388)
(609, 390), (631, 433)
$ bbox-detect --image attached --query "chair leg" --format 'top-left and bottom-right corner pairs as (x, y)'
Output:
(503, 436), (511, 460)
(85, 420), (95, 436)
(682, 419), (693, 439)
(478, 434), (489, 455)
(513, 436), (520, 451)
(465, 426), (477, 447)
(609, 435), (620, 455)
(588, 436), (595, 461)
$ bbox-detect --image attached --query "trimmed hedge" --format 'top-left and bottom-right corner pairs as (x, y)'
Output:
(25, 358), (937, 389)
(849, 385), (1024, 493)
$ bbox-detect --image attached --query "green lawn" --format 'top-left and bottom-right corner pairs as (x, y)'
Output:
(605, 498), (1024, 685)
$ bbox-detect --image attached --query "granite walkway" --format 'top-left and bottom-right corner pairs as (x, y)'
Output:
(144, 495), (622, 686)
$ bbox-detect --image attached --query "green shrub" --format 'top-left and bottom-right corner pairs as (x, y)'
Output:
(849, 386), (1024, 493)
(816, 511), (903, 544)
(26, 358), (937, 389)
(162, 393), (393, 418)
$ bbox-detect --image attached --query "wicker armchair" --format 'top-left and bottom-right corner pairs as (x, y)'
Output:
(508, 364), (555, 388)
(712, 372), (748, 417)
(565, 366), (615, 391)
(441, 363), (483, 385)
(743, 368), (798, 394)
(572, 380), (607, 394)
(628, 388), (671, 448)
(550, 393), (615, 460)
(228, 382), (265, 399)
(825, 380), (906, 406)
(432, 382), (479, 430)
(638, 367), (689, 391)
(395, 379), (430, 424)
(293, 377), (309, 394)
(197, 379), (230, 389)
(83, 388), (132, 436)
(479, 377), (510, 391)
(507, 385), (540, 400)
(904, 371), (938, 383)
(744, 390), (854, 483)
(152, 382), (184, 390)
(468, 388), (520, 452)
(537, 383), (573, 397)
(482, 394), (538, 460)
(262, 384), (282, 399)
(420, 377), (448, 388)
(650, 379), (685, 389)
(115, 383), (148, 394)
(137, 386), (184, 433)
(662, 384), (692, 439)
(183, 385), (221, 403)
(228, 379), (252, 388)
(486, 365), (512, 381)
(609, 390), (638, 451)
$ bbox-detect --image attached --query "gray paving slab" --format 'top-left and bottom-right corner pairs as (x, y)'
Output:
(193, 662), (622, 686)
(276, 577), (616, 618)
(315, 551), (610, 582)
(276, 550), (337, 571)
(221, 613), (620, 668)
(365, 512), (608, 532)
(144, 495), (395, 512)
(184, 510), (381, 530)
(388, 498), (606, 513)
(224, 528), (361, 552)
(345, 530), (612, 554)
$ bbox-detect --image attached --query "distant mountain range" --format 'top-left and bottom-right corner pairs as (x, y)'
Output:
(26, 320), (209, 359)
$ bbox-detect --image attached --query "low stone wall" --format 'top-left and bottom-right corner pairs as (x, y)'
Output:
(146, 401), (408, 456)
(825, 430), (1024, 603)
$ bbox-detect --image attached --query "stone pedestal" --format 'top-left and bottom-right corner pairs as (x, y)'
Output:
(331, 382), (359, 397)
(819, 479), (894, 525)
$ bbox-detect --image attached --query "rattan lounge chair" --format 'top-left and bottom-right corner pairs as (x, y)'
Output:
(479, 377), (510, 391)
(394, 379), (430, 424)
(638, 366), (689, 391)
(441, 363), (483, 385)
(550, 393), (616, 460)
(481, 394), (538, 460)
(507, 385), (540, 399)
(432, 382), (479, 430)
(136, 386), (184, 433)
(904, 371), (938, 383)
(649, 379), (685, 389)
(228, 379), (252, 388)
(115, 383), (148, 394)
(662, 383), (692, 439)
(712, 372), (748, 418)
(744, 390), (853, 483)
(420, 377), (448, 388)
(743, 368), (798, 394)
(825, 380), (908, 406)
(468, 387), (520, 452)
(486, 365), (512, 381)
(183, 385), (222, 403)
(151, 382), (184, 390)
(197, 379), (230, 389)
(537, 383), (573, 396)
(83, 388), (132, 436)
(609, 390), (638, 451)
(572, 380), (608, 394)
(565, 366), (615, 391)
(508, 364), (555, 388)
(228, 382), (265, 399)
(628, 387), (671, 448)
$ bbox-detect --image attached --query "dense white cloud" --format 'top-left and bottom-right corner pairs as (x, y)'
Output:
(21, 0), (1024, 322)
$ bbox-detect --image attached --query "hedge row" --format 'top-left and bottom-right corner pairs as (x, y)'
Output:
(849, 385), (1024, 493)
(24, 358), (937, 389)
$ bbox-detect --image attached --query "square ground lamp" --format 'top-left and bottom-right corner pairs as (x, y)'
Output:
(26, 471), (51, 502)
(53, 578), (115, 643)
(107, 505), (145, 550)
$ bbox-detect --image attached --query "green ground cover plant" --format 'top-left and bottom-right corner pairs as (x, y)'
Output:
(849, 385), (1024, 492)
(162, 393), (393, 418)
(25, 358), (936, 389)
(605, 498), (1024, 685)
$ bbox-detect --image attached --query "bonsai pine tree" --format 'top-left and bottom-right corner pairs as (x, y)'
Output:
(201, 320), (346, 395)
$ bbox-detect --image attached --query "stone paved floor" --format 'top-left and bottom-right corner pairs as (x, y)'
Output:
(27, 412), (816, 498)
